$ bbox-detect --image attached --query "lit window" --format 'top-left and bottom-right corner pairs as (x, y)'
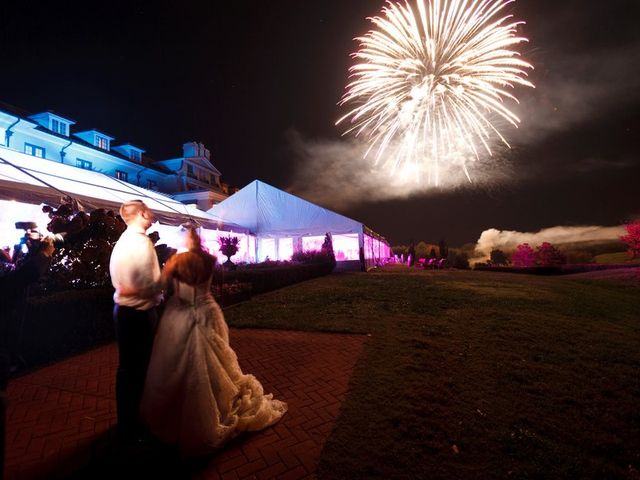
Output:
(146, 179), (157, 190)
(115, 170), (128, 181)
(76, 159), (92, 170)
(51, 119), (67, 136)
(96, 136), (109, 150)
(131, 150), (141, 161)
(24, 143), (45, 158)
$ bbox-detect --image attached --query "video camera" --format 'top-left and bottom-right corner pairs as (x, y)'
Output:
(14, 221), (65, 257)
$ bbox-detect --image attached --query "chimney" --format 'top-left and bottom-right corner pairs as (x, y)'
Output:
(182, 141), (198, 158)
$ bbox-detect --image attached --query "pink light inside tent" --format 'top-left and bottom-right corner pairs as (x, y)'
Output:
(258, 238), (276, 262)
(332, 234), (359, 260)
(278, 237), (294, 260)
(302, 235), (324, 252)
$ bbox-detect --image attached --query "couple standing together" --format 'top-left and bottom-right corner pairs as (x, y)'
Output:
(109, 200), (287, 456)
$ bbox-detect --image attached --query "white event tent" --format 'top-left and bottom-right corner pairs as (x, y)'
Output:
(208, 180), (391, 269)
(0, 147), (255, 261)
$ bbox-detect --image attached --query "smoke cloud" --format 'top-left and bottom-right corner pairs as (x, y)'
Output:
(472, 225), (626, 263)
(287, 130), (513, 209)
(511, 42), (640, 145)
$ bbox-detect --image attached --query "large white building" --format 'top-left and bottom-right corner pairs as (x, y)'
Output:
(0, 101), (233, 211)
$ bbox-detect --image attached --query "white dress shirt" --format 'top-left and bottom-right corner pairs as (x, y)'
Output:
(109, 225), (162, 310)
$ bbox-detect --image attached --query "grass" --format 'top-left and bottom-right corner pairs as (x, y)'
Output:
(594, 251), (640, 264)
(224, 266), (640, 479)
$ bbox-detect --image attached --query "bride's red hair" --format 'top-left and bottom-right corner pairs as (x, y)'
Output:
(184, 225), (203, 252)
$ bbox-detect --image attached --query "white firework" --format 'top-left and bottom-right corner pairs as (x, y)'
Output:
(337, 0), (534, 185)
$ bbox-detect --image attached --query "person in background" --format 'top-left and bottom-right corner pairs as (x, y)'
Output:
(0, 247), (13, 276)
(0, 237), (54, 480)
(109, 200), (162, 444)
(148, 231), (176, 268)
(407, 241), (416, 267)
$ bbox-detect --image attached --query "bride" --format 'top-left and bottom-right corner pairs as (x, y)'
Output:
(140, 226), (287, 456)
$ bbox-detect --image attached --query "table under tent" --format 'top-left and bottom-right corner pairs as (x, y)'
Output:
(0, 147), (252, 258)
(208, 180), (391, 271)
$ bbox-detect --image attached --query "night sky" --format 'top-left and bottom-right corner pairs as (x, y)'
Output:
(1, 0), (638, 246)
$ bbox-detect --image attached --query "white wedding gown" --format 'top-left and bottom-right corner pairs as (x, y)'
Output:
(140, 278), (287, 456)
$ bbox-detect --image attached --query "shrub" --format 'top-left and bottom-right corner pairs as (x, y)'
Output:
(621, 220), (640, 259)
(211, 281), (252, 307)
(214, 261), (334, 295)
(291, 250), (334, 264)
(13, 288), (116, 372)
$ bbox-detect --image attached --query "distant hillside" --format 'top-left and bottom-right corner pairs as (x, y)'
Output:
(593, 252), (640, 264)
(556, 239), (627, 264)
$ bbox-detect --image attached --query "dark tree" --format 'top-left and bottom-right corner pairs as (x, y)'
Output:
(44, 204), (126, 290)
(536, 242), (567, 266)
(438, 239), (449, 259)
(511, 243), (536, 267)
(407, 241), (416, 266)
(321, 233), (336, 268)
(490, 249), (509, 266)
(451, 251), (470, 269)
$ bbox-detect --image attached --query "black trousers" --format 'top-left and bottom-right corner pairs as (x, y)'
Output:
(113, 304), (156, 437)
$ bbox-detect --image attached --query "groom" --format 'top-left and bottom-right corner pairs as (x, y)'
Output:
(109, 200), (162, 442)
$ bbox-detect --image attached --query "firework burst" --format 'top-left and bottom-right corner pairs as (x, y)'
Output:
(337, 0), (534, 185)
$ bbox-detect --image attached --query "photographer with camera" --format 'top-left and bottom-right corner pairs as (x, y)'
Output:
(0, 230), (56, 480)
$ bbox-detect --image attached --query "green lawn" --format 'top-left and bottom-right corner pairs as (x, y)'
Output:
(224, 266), (640, 479)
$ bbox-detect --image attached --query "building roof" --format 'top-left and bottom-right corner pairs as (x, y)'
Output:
(0, 146), (247, 233)
(0, 102), (170, 175)
(209, 179), (377, 239)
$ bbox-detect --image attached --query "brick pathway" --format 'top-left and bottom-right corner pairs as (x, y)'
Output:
(5, 329), (367, 480)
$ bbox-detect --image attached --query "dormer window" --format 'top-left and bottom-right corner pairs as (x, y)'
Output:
(28, 112), (75, 137)
(96, 135), (109, 150)
(74, 130), (115, 150)
(112, 144), (145, 162)
(51, 119), (68, 136)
